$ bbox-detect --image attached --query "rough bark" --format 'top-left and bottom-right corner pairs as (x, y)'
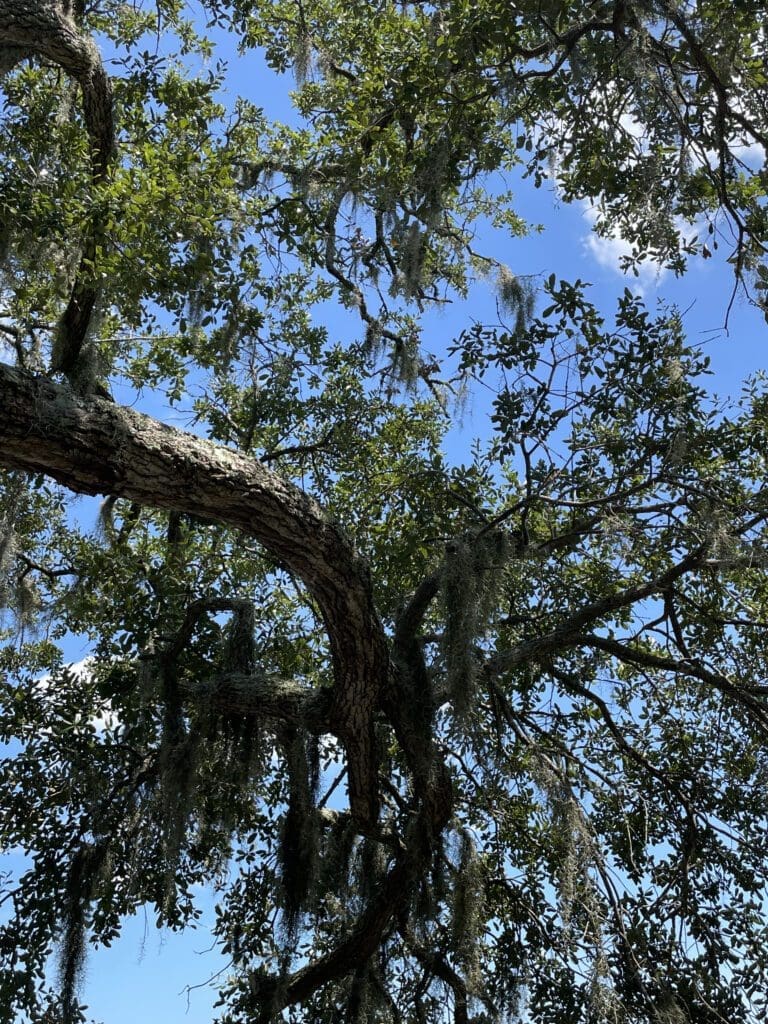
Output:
(0, 0), (113, 174)
(178, 673), (333, 732)
(0, 363), (454, 1013)
(0, 0), (115, 385)
(0, 362), (389, 823)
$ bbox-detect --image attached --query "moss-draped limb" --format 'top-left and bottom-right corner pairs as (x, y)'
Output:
(0, 362), (389, 824)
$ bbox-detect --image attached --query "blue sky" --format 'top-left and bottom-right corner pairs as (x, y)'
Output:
(8, 16), (768, 1024)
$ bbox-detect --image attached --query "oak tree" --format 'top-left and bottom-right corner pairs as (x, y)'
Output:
(2, 2), (768, 1022)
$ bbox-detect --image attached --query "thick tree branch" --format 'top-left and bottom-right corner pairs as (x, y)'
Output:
(399, 924), (470, 1024)
(0, 0), (113, 175)
(484, 545), (709, 678)
(155, 596), (253, 664)
(0, 363), (388, 823)
(394, 570), (441, 649)
(0, 0), (115, 386)
(251, 856), (409, 1021)
(179, 672), (333, 732)
(250, 766), (453, 1021)
(387, 570), (445, 786)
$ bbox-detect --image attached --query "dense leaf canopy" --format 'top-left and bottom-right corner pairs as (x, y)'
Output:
(2, 2), (768, 1022)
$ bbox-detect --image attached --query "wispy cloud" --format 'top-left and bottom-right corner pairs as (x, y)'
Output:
(580, 201), (667, 295)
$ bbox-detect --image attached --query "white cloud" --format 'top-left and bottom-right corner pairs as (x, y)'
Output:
(572, 84), (767, 291)
(580, 201), (667, 294)
(36, 658), (118, 734)
(732, 139), (765, 169)
(618, 110), (646, 141)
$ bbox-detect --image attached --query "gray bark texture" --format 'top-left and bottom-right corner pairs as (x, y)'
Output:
(0, 0), (115, 384)
(0, 363), (390, 824)
(0, 1), (113, 173)
(0, 11), (452, 1007)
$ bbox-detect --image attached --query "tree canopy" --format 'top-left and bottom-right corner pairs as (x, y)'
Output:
(2, 2), (768, 1022)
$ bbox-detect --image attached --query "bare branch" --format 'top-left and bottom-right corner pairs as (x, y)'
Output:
(484, 545), (709, 678)
(578, 632), (768, 729)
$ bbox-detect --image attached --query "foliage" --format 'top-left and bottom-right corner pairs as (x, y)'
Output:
(1, 3), (768, 1023)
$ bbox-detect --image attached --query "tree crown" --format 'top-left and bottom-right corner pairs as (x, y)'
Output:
(2, 3), (768, 1023)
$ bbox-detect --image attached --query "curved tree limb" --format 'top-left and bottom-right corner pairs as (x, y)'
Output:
(388, 570), (442, 779)
(0, 0), (113, 175)
(227, 564), (455, 1019)
(0, 0), (115, 386)
(0, 362), (389, 824)
(399, 924), (470, 1024)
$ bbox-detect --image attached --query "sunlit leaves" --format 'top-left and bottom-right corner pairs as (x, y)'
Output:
(3, 2), (768, 1023)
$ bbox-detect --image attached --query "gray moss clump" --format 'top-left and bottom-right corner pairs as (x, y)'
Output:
(443, 530), (510, 719)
